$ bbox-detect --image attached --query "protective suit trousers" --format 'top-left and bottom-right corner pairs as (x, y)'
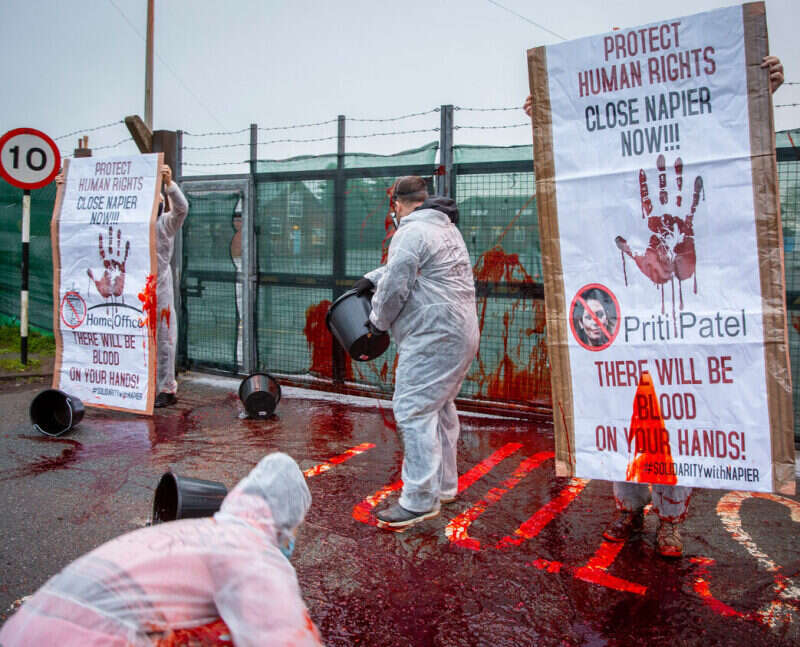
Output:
(393, 333), (477, 514)
(156, 295), (178, 395)
(613, 481), (692, 522)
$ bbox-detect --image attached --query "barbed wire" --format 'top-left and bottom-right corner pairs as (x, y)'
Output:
(455, 106), (519, 112)
(55, 120), (124, 141)
(776, 103), (800, 108)
(258, 118), (338, 132)
(347, 127), (439, 139)
(58, 136), (134, 157)
(349, 108), (439, 123)
(454, 123), (528, 130)
(182, 160), (249, 167)
(182, 127), (250, 137)
(183, 141), (249, 151)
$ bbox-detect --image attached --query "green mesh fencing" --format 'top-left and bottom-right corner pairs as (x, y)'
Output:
(455, 167), (547, 404)
(256, 180), (334, 276)
(454, 144), (533, 164)
(0, 181), (57, 331)
(181, 192), (241, 371)
(779, 156), (800, 438)
(4, 134), (800, 431)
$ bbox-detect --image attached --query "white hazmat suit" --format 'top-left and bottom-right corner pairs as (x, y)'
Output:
(156, 182), (188, 396)
(0, 453), (321, 646)
(366, 199), (479, 513)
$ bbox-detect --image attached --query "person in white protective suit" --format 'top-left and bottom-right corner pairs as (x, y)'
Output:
(154, 164), (188, 407)
(0, 452), (321, 646)
(355, 175), (479, 530)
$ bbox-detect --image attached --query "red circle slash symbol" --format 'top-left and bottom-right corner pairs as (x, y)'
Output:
(60, 291), (86, 329)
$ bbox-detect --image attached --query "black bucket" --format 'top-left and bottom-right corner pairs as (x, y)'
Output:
(30, 389), (85, 437)
(325, 289), (390, 361)
(238, 372), (281, 418)
(151, 472), (228, 524)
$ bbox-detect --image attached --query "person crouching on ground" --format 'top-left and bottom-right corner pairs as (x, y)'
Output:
(353, 176), (480, 530)
(0, 452), (322, 646)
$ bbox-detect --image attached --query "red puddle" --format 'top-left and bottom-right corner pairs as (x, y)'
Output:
(625, 371), (678, 485)
(4, 388), (799, 645)
(303, 300), (352, 380)
(352, 442), (522, 526)
(137, 274), (158, 340)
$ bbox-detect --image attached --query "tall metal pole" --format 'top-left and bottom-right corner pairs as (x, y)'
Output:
(20, 189), (30, 365)
(331, 115), (347, 383)
(145, 0), (154, 130)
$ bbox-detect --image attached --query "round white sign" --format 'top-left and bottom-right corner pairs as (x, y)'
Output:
(0, 128), (61, 190)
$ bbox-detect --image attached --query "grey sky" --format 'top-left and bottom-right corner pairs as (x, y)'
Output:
(2, 0), (798, 174)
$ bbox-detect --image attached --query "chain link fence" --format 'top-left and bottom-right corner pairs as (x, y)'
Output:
(2, 123), (800, 434)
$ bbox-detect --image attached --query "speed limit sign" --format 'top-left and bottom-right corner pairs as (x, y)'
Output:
(0, 128), (61, 190)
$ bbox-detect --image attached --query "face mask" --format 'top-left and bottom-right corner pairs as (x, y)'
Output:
(280, 536), (295, 559)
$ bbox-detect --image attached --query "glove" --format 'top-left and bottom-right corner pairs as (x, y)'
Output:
(352, 277), (375, 296)
(367, 320), (385, 337)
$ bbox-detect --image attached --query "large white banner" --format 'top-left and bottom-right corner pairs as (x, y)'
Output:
(52, 153), (162, 414)
(529, 4), (794, 492)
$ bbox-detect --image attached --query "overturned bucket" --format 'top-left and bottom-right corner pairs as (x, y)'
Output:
(151, 472), (228, 524)
(30, 389), (85, 437)
(239, 372), (281, 418)
(325, 289), (390, 362)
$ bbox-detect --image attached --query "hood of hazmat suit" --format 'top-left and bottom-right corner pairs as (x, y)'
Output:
(365, 206), (479, 512)
(415, 196), (459, 224)
(0, 453), (320, 647)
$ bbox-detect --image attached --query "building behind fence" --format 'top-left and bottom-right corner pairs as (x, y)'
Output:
(2, 115), (799, 437)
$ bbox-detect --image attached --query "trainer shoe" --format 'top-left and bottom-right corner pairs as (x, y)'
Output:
(376, 502), (440, 530)
(656, 520), (683, 558)
(602, 509), (644, 542)
(154, 392), (177, 408)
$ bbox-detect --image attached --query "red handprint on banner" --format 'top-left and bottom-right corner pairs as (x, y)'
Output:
(615, 154), (704, 312)
(87, 227), (130, 298)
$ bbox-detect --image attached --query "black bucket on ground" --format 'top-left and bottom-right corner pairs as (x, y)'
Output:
(151, 472), (228, 524)
(30, 389), (85, 437)
(326, 289), (390, 361)
(239, 372), (281, 418)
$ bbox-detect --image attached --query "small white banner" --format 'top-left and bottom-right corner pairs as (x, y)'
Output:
(52, 153), (162, 414)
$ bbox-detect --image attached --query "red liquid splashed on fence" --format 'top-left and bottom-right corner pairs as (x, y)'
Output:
(470, 245), (550, 404)
(137, 274), (158, 339)
(625, 371), (677, 485)
(304, 300), (352, 380)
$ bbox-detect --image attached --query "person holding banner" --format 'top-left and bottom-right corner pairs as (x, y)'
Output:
(524, 53), (784, 557)
(0, 452), (322, 646)
(153, 164), (188, 408)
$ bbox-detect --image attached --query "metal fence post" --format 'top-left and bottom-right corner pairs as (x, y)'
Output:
(438, 104), (454, 198)
(245, 123), (258, 375)
(332, 115), (348, 383)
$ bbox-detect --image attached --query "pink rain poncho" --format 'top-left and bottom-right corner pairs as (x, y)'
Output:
(0, 453), (321, 646)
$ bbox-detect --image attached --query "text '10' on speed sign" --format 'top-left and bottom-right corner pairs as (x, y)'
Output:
(0, 128), (61, 190)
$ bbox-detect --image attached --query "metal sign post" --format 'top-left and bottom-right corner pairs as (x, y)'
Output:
(0, 128), (61, 364)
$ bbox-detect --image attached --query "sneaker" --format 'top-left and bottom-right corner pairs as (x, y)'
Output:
(602, 509), (644, 542)
(376, 502), (440, 530)
(656, 520), (683, 557)
(154, 392), (177, 408)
